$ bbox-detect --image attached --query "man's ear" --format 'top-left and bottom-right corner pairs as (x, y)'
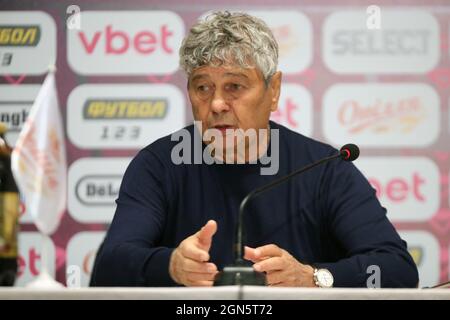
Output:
(269, 71), (282, 112)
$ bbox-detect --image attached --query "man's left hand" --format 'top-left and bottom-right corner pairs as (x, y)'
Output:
(244, 244), (316, 287)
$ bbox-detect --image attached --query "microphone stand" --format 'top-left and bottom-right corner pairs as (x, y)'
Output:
(214, 150), (351, 286)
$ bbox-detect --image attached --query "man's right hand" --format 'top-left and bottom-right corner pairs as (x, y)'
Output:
(169, 220), (218, 286)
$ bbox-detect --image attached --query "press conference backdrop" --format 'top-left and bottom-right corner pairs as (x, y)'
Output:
(0, 0), (449, 288)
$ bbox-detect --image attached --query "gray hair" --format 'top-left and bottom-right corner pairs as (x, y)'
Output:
(179, 11), (279, 84)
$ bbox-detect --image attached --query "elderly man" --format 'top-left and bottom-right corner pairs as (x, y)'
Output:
(91, 11), (418, 288)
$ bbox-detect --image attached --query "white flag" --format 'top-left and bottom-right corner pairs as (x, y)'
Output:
(11, 70), (67, 235)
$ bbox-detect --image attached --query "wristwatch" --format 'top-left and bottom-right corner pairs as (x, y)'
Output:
(313, 268), (334, 288)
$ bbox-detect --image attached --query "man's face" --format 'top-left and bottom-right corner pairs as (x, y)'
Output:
(188, 64), (281, 159)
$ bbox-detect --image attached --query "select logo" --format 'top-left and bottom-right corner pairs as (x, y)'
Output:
(0, 85), (39, 147)
(16, 232), (55, 287)
(66, 231), (105, 287)
(399, 231), (440, 288)
(0, 11), (56, 75)
(68, 158), (131, 223)
(67, 84), (184, 149)
(323, 9), (439, 74)
(323, 83), (440, 147)
(67, 11), (184, 75)
(356, 157), (439, 222)
(270, 84), (312, 136)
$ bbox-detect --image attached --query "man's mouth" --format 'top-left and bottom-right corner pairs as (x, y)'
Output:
(212, 124), (236, 133)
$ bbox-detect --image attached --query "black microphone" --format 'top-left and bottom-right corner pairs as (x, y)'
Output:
(214, 143), (360, 286)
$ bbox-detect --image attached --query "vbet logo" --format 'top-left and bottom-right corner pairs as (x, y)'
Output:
(0, 11), (56, 75)
(399, 231), (440, 288)
(68, 157), (131, 223)
(270, 84), (312, 136)
(67, 84), (185, 149)
(67, 11), (184, 75)
(0, 85), (38, 146)
(66, 231), (106, 287)
(323, 83), (440, 147)
(16, 232), (55, 287)
(323, 9), (439, 74)
(356, 157), (439, 222)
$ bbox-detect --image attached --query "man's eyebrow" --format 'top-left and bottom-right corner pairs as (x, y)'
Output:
(189, 72), (250, 84)
(190, 74), (209, 82)
(191, 72), (249, 81)
(223, 72), (249, 79)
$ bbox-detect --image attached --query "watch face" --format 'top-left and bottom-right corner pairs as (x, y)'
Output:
(317, 269), (334, 288)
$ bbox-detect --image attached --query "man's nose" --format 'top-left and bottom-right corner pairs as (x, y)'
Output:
(211, 90), (230, 113)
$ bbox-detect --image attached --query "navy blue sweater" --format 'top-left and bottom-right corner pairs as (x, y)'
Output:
(91, 121), (418, 287)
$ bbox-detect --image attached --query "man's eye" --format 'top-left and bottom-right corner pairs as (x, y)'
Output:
(227, 83), (243, 91)
(197, 85), (210, 92)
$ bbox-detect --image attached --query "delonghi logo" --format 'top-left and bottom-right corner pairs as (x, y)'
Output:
(75, 175), (121, 206)
(67, 11), (184, 75)
(323, 10), (439, 74)
(0, 12), (56, 75)
(83, 99), (167, 120)
(68, 158), (131, 223)
(67, 84), (184, 149)
(356, 157), (439, 222)
(0, 105), (29, 131)
(323, 83), (439, 147)
(0, 85), (39, 146)
(399, 231), (439, 288)
(0, 25), (41, 46)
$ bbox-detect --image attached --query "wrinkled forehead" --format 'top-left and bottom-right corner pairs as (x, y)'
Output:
(192, 54), (257, 73)
(188, 61), (263, 83)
